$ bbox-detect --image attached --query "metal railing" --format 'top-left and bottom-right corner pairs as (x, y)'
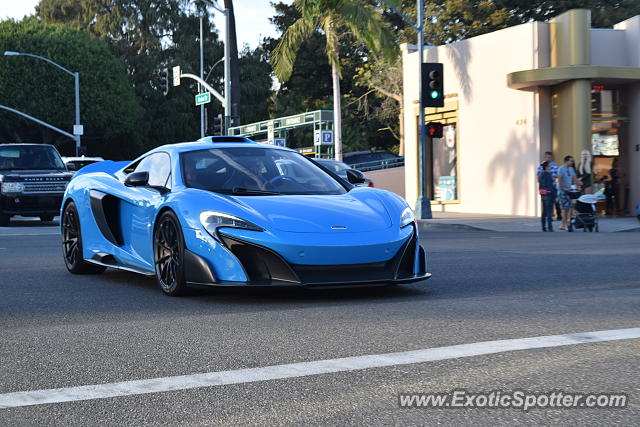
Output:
(348, 157), (405, 172)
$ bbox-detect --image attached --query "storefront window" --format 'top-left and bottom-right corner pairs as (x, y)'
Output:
(432, 124), (458, 201)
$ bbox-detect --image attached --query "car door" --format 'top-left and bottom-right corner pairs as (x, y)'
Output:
(118, 152), (172, 270)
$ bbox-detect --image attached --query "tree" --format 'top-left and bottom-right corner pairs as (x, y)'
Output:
(271, 0), (397, 160)
(0, 19), (141, 158)
(37, 0), (226, 151)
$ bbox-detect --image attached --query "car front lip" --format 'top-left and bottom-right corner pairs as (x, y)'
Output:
(184, 225), (430, 288)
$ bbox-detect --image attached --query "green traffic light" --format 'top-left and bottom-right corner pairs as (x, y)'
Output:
(431, 90), (439, 99)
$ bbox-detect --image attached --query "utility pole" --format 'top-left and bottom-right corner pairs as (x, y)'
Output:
(191, 0), (232, 133)
(380, 0), (432, 219)
(199, 15), (206, 138)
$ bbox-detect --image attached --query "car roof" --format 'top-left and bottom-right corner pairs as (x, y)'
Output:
(149, 140), (297, 156)
(0, 143), (56, 147)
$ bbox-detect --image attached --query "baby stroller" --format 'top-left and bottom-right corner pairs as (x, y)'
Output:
(569, 194), (599, 232)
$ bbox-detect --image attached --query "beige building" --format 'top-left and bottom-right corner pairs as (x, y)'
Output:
(402, 9), (640, 216)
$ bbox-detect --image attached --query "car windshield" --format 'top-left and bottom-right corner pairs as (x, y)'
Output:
(0, 145), (66, 170)
(181, 147), (347, 195)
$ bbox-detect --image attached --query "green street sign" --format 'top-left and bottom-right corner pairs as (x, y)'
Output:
(195, 92), (211, 106)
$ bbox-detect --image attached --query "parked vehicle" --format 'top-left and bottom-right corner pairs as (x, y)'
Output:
(61, 156), (104, 174)
(314, 158), (374, 187)
(342, 150), (404, 172)
(0, 143), (72, 226)
(61, 136), (429, 295)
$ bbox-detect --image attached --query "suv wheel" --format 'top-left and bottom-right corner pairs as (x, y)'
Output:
(0, 213), (10, 227)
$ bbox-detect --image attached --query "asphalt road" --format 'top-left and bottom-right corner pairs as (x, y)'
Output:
(0, 223), (639, 426)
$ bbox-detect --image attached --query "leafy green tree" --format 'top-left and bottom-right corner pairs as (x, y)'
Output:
(271, 0), (397, 160)
(36, 0), (226, 150)
(0, 19), (141, 158)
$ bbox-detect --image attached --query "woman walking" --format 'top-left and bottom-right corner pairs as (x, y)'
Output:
(538, 161), (556, 232)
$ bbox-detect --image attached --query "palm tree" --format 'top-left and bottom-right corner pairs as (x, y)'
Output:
(271, 0), (397, 161)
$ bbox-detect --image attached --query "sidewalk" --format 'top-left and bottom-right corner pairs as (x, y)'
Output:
(419, 211), (640, 233)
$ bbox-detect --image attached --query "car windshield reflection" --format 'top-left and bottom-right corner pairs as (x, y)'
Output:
(181, 148), (347, 196)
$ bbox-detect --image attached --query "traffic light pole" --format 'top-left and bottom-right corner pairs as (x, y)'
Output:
(379, 0), (432, 218)
(414, 0), (432, 219)
(4, 51), (82, 155)
(74, 71), (81, 156)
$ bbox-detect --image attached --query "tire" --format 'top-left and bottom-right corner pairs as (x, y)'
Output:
(62, 201), (106, 274)
(40, 215), (54, 222)
(568, 223), (574, 232)
(153, 210), (188, 296)
(0, 213), (9, 227)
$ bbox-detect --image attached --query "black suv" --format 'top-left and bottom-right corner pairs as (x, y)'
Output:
(0, 144), (72, 226)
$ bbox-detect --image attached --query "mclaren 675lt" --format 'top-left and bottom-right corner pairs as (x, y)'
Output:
(61, 136), (430, 295)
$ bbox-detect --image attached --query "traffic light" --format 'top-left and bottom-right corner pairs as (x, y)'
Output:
(78, 146), (88, 156)
(426, 122), (444, 139)
(422, 63), (444, 108)
(212, 114), (223, 135)
(158, 68), (169, 96)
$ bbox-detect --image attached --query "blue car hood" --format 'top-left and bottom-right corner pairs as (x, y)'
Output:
(232, 192), (392, 233)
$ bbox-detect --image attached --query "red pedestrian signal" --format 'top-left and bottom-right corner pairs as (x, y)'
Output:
(427, 122), (444, 138)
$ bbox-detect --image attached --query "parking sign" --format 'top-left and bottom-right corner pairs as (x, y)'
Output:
(321, 131), (333, 145)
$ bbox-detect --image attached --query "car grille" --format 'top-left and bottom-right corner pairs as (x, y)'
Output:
(22, 182), (68, 194)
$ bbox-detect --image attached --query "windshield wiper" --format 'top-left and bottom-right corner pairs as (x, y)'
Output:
(221, 187), (281, 196)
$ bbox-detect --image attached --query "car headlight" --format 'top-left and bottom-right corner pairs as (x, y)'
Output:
(199, 211), (264, 238)
(1, 182), (24, 193)
(400, 207), (415, 228)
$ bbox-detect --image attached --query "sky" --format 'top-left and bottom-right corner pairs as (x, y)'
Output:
(0, 0), (292, 49)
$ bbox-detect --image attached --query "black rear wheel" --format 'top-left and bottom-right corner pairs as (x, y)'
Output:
(0, 213), (9, 227)
(153, 211), (188, 296)
(62, 202), (106, 274)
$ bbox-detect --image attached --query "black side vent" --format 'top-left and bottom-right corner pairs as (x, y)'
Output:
(89, 190), (123, 246)
(220, 235), (300, 284)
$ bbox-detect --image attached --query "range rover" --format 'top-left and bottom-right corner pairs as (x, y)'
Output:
(0, 144), (72, 226)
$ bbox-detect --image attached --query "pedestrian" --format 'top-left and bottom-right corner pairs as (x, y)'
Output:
(604, 158), (619, 216)
(557, 155), (579, 231)
(536, 151), (561, 220)
(538, 161), (556, 232)
(577, 149), (593, 194)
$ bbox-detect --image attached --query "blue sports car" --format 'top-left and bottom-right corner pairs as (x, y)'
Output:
(61, 136), (430, 295)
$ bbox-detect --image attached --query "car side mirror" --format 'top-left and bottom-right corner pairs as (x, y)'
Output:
(125, 171), (149, 187)
(66, 163), (77, 172)
(346, 169), (366, 184)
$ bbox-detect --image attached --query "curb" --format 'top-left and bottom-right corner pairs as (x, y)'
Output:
(417, 220), (488, 233)
(416, 220), (640, 233)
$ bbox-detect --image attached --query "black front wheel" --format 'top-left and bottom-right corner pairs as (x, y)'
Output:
(62, 202), (106, 274)
(153, 211), (188, 296)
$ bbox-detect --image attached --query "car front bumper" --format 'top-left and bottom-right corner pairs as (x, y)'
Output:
(183, 225), (431, 288)
(0, 193), (63, 216)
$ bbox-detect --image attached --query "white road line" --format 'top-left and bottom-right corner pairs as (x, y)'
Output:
(0, 327), (638, 409)
(0, 231), (59, 236)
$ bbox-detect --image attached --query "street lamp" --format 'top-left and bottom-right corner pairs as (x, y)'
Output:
(190, 0), (232, 131)
(4, 51), (83, 156)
